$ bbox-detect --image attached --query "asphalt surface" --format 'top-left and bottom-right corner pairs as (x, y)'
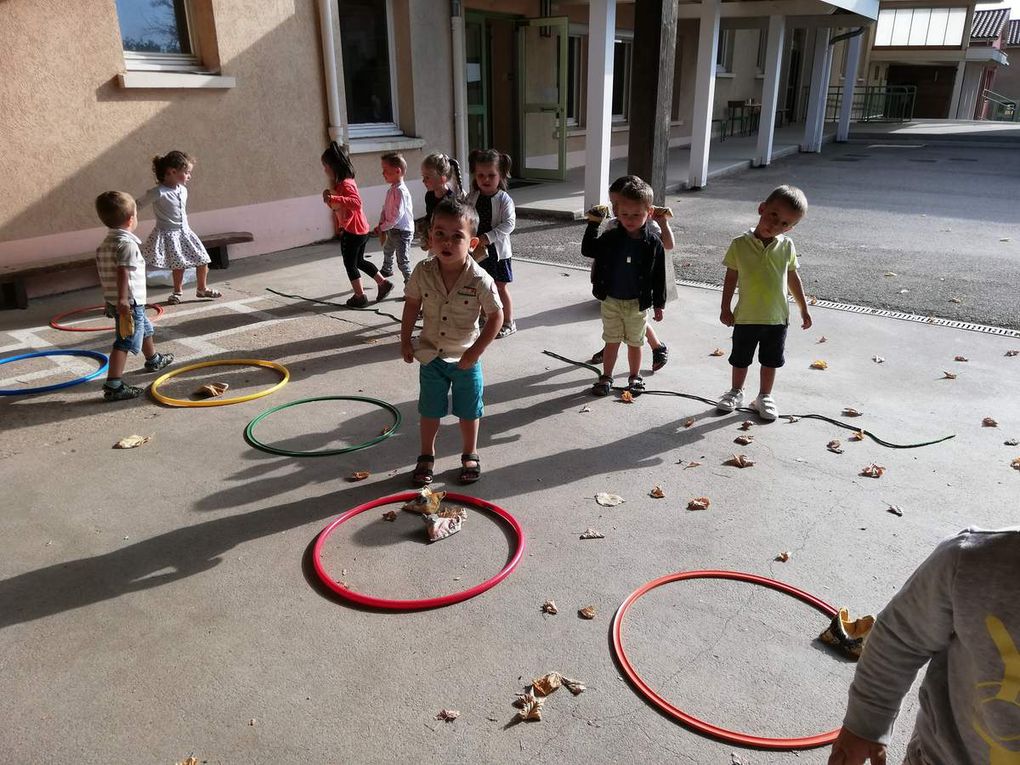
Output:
(513, 141), (1020, 330)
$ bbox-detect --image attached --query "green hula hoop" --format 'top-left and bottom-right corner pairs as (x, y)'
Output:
(245, 395), (401, 457)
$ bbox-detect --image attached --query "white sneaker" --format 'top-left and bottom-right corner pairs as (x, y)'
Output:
(751, 393), (778, 421)
(717, 388), (743, 413)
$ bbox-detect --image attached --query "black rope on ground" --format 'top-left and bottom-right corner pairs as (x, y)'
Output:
(542, 350), (955, 450)
(265, 287), (417, 327)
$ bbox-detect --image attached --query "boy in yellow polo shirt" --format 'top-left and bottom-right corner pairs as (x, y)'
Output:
(716, 185), (812, 421)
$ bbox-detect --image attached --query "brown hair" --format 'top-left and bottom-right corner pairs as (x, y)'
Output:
(421, 152), (464, 195)
(765, 185), (808, 215)
(608, 175), (639, 195)
(468, 148), (512, 191)
(381, 152), (407, 173)
(616, 177), (654, 207)
(151, 150), (194, 183)
(95, 191), (136, 228)
(321, 141), (355, 182)
(432, 196), (479, 236)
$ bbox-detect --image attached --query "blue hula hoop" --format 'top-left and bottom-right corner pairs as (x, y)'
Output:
(0, 350), (110, 396)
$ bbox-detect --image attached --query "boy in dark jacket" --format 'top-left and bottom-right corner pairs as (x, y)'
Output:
(582, 176), (666, 397)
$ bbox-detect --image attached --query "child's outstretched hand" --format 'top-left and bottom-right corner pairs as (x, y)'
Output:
(720, 307), (735, 326)
(653, 308), (663, 322)
(801, 309), (813, 330)
(826, 728), (887, 764)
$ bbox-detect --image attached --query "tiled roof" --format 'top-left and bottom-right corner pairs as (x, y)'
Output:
(971, 8), (1010, 41)
(1008, 18), (1020, 46)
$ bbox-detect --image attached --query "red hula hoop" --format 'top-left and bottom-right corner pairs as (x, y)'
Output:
(49, 304), (164, 332)
(611, 569), (841, 750)
(313, 491), (525, 610)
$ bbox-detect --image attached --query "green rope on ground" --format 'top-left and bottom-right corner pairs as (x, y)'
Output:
(265, 287), (416, 326)
(542, 350), (956, 450)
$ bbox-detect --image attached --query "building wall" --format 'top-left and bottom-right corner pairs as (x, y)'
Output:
(993, 48), (1020, 99)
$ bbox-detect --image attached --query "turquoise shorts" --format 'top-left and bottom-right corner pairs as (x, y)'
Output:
(419, 357), (484, 420)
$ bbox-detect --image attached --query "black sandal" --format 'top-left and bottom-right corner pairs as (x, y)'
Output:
(651, 344), (668, 371)
(591, 375), (613, 397)
(459, 453), (481, 484)
(412, 454), (435, 487)
(628, 375), (646, 396)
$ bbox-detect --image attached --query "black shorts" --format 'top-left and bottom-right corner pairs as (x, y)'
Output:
(480, 246), (513, 283)
(729, 324), (788, 368)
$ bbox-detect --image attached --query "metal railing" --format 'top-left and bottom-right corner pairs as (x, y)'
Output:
(796, 85), (916, 123)
(979, 89), (1018, 121)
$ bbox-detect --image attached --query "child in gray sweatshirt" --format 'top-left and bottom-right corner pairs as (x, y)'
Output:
(827, 527), (1020, 765)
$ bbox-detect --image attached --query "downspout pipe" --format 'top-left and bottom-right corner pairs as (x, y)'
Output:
(451, 0), (469, 170)
(318, 0), (348, 145)
(829, 26), (865, 46)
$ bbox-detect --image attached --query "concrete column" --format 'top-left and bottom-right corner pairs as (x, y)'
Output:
(627, 0), (679, 201)
(836, 32), (862, 142)
(948, 60), (966, 118)
(584, 0), (617, 210)
(688, 0), (722, 189)
(451, 3), (469, 171)
(801, 26), (831, 153)
(754, 15), (786, 167)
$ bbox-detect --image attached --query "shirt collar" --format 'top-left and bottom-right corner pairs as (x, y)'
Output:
(109, 228), (141, 244)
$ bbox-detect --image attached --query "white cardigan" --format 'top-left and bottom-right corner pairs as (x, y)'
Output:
(466, 189), (515, 261)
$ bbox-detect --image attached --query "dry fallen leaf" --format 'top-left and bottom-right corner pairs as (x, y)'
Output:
(808, 297), (819, 305)
(775, 551), (790, 562)
(578, 606), (597, 620)
(402, 486), (446, 514)
(709, 348), (725, 357)
(113, 434), (152, 449)
(532, 673), (563, 697)
(649, 485), (665, 499)
(842, 408), (863, 417)
(886, 504), (904, 517)
(724, 454), (754, 468)
(942, 371), (958, 380)
(684, 417), (695, 428)
(620, 390), (634, 403)
(579, 528), (605, 539)
(810, 360), (828, 370)
(436, 709), (460, 722)
(860, 463), (886, 478)
(827, 440), (844, 454)
(734, 434), (754, 446)
(884, 272), (897, 277)
(949, 297), (962, 304)
(348, 471), (370, 481)
(382, 510), (397, 522)
(983, 417), (999, 428)
(541, 600), (558, 614)
(954, 355), (969, 362)
(687, 497), (711, 511)
(817, 336), (828, 344)
(682, 461), (702, 469)
(579, 405), (591, 413)
(872, 355), (885, 364)
(1012, 457), (1020, 471)
(194, 382), (229, 398)
(561, 676), (586, 695)
(515, 692), (543, 722)
(849, 429), (866, 442)
(739, 420), (754, 431)
(177, 758), (199, 765)
(1006, 350), (1019, 357)
(594, 492), (625, 507)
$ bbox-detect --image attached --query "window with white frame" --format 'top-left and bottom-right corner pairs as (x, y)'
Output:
(716, 29), (735, 73)
(612, 38), (632, 121)
(566, 35), (583, 127)
(116, 0), (203, 71)
(339, 0), (401, 137)
(874, 7), (968, 47)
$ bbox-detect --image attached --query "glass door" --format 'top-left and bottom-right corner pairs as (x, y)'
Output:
(517, 16), (568, 181)
(465, 14), (489, 150)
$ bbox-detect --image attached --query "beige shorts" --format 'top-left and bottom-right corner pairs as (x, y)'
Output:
(601, 297), (646, 347)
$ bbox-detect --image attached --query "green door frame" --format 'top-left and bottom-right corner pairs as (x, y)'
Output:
(517, 16), (569, 181)
(465, 9), (522, 153)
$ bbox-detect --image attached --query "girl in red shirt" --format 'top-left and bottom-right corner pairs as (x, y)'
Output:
(321, 142), (393, 307)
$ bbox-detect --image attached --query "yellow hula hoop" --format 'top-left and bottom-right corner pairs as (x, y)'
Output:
(149, 359), (290, 407)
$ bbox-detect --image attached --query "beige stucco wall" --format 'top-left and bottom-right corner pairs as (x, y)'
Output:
(0, 0), (332, 245)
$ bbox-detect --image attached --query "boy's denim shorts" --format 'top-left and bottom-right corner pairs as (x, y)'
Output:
(108, 302), (154, 355)
(419, 357), (484, 420)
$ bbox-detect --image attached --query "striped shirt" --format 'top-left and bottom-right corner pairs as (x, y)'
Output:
(96, 229), (147, 305)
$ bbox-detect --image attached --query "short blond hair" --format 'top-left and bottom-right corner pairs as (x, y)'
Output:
(95, 191), (136, 228)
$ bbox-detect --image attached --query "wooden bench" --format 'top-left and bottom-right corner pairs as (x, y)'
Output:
(0, 231), (253, 309)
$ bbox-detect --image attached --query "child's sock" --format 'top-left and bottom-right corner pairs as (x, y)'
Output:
(104, 378), (123, 390)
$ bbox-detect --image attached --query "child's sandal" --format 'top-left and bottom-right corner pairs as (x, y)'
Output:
(459, 453), (481, 484)
(591, 375), (613, 397)
(166, 292), (183, 305)
(651, 344), (669, 371)
(628, 375), (646, 396)
(196, 288), (223, 299)
(411, 454), (435, 487)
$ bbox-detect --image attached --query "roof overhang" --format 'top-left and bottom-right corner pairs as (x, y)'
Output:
(675, 0), (878, 22)
(966, 46), (1008, 65)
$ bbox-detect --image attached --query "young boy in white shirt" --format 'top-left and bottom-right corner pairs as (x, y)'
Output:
(376, 152), (415, 286)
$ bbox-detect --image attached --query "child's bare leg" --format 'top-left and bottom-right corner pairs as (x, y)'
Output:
(731, 365), (749, 391)
(602, 342), (621, 378)
(195, 264), (209, 292)
(350, 277), (366, 297)
(645, 324), (661, 349)
(459, 417), (479, 456)
(171, 269), (184, 294)
(373, 273), (387, 286)
(141, 336), (157, 359)
(496, 282), (513, 325)
(107, 348), (128, 382)
(419, 417), (441, 456)
(759, 366), (777, 396)
(627, 344), (642, 378)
